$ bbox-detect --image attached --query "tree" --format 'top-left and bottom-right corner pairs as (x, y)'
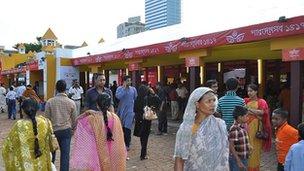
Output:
(13, 37), (42, 53)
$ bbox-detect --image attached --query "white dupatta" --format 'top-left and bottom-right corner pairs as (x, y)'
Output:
(174, 87), (229, 170)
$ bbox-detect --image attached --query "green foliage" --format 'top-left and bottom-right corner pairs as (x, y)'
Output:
(24, 43), (42, 53)
(13, 42), (42, 53)
(12, 36), (43, 53)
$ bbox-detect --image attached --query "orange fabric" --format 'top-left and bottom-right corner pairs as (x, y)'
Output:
(246, 101), (259, 124)
(245, 98), (272, 152)
(275, 122), (299, 164)
(23, 88), (41, 103)
(248, 168), (260, 171)
(87, 110), (126, 171)
(246, 101), (262, 171)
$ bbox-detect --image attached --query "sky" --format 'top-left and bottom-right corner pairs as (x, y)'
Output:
(0, 0), (303, 50)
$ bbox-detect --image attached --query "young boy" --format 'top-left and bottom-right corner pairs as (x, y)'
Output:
(229, 105), (250, 171)
(284, 122), (304, 171)
(272, 108), (299, 171)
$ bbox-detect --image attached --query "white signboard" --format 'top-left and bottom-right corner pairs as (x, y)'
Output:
(223, 68), (246, 83)
(59, 66), (79, 89)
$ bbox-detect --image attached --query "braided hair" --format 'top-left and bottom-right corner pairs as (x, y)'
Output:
(21, 98), (42, 158)
(96, 93), (113, 141)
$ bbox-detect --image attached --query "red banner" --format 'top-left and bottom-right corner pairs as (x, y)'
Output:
(282, 48), (304, 61)
(72, 16), (304, 66)
(27, 60), (39, 71)
(1, 67), (26, 75)
(128, 63), (140, 71)
(185, 57), (200, 67)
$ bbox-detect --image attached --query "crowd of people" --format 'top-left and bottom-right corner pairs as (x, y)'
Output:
(174, 77), (303, 171)
(1, 75), (303, 171)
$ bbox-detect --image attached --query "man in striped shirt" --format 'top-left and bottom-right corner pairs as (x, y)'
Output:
(217, 77), (245, 130)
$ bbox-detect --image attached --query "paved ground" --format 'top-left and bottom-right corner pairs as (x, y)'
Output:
(0, 112), (277, 170)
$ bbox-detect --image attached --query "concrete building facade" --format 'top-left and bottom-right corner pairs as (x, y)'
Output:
(117, 16), (145, 38)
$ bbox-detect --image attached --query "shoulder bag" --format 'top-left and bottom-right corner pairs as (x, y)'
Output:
(143, 96), (158, 120)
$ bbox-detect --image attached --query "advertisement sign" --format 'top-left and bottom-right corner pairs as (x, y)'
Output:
(27, 60), (39, 71)
(128, 63), (140, 71)
(59, 66), (79, 89)
(185, 57), (200, 67)
(282, 48), (304, 61)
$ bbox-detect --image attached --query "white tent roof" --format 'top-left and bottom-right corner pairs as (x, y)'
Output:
(72, 1), (304, 58)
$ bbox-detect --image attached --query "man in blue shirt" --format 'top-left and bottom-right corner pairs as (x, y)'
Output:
(284, 122), (304, 171)
(217, 77), (245, 130)
(116, 75), (137, 150)
(85, 74), (114, 112)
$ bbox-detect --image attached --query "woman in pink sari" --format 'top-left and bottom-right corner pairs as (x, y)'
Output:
(244, 84), (272, 171)
(70, 93), (126, 171)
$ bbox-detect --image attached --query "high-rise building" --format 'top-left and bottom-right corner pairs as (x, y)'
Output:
(117, 16), (145, 38)
(145, 0), (181, 30)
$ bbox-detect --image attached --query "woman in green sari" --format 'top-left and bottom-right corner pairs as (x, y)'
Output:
(2, 98), (54, 171)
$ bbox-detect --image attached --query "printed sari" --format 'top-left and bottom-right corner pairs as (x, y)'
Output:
(174, 87), (229, 171)
(2, 115), (53, 171)
(70, 110), (126, 171)
(245, 98), (272, 171)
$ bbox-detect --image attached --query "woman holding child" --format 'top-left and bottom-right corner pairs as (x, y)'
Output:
(244, 84), (272, 171)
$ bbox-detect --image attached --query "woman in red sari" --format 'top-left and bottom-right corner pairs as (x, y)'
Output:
(244, 84), (272, 171)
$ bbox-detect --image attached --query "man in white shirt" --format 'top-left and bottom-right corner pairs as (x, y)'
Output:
(15, 82), (26, 118)
(68, 79), (83, 116)
(176, 83), (188, 114)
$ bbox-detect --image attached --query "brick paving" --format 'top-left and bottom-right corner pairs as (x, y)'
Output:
(0, 112), (277, 170)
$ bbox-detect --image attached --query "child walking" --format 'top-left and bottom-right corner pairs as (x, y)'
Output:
(229, 105), (250, 171)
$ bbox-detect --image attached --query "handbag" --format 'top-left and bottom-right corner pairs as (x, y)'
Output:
(255, 120), (269, 140)
(143, 106), (158, 120)
(46, 118), (59, 152)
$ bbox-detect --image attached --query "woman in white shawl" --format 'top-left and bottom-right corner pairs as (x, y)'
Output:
(0, 83), (6, 113)
(174, 87), (229, 171)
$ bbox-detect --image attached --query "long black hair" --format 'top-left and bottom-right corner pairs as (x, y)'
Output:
(21, 98), (42, 158)
(96, 93), (113, 141)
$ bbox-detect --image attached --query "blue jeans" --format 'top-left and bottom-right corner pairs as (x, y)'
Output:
(229, 155), (248, 171)
(7, 99), (16, 119)
(52, 128), (72, 171)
